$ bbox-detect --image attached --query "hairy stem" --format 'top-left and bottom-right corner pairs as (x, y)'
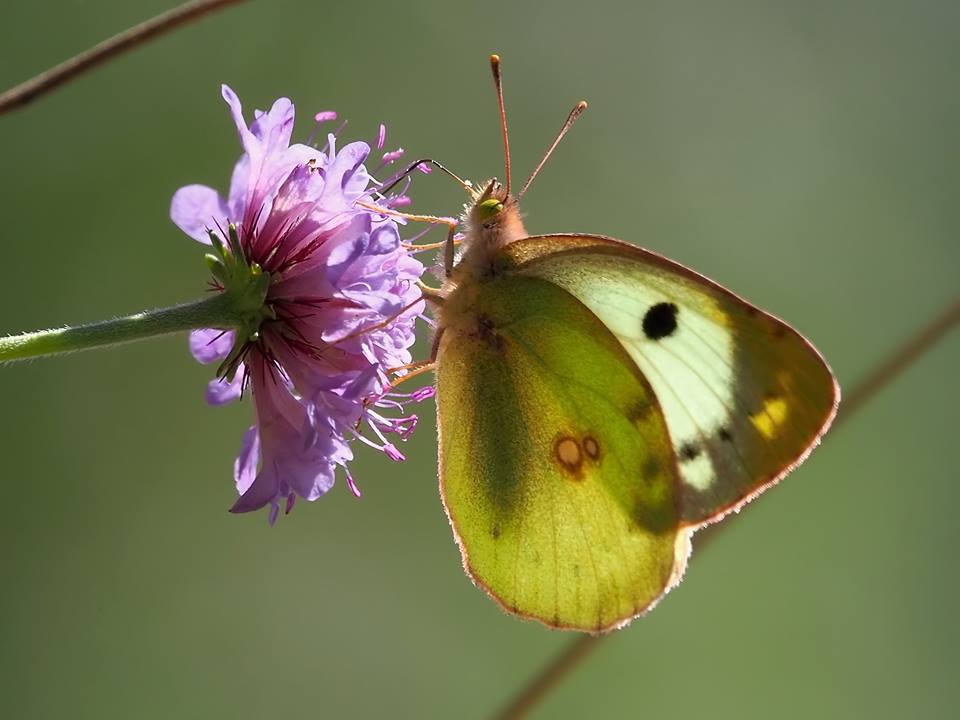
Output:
(0, 293), (240, 364)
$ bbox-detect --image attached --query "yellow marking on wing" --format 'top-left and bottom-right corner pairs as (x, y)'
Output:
(750, 397), (789, 439)
(708, 306), (732, 327)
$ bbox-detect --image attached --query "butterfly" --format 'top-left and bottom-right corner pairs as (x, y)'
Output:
(389, 56), (839, 633)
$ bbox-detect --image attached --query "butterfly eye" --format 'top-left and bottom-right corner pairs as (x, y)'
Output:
(476, 198), (504, 222)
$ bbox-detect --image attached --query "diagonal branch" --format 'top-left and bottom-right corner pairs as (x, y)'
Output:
(0, 0), (248, 115)
(494, 294), (960, 720)
(836, 297), (960, 423)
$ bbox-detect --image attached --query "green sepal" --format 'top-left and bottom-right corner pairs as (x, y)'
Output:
(204, 254), (228, 285)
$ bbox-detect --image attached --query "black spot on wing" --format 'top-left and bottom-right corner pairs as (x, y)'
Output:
(642, 302), (679, 340)
(679, 442), (701, 462)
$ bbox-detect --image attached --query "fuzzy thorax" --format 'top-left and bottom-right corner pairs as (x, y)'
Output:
(437, 180), (528, 335)
(451, 180), (528, 284)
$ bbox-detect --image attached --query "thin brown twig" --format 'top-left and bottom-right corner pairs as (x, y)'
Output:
(494, 294), (960, 720)
(0, 0), (248, 115)
(836, 296), (960, 425)
(497, 635), (604, 720)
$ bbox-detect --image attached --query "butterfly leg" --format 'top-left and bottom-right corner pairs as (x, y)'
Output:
(337, 296), (424, 343)
(442, 222), (457, 277)
(403, 238), (460, 253)
(355, 201), (459, 259)
(417, 281), (445, 306)
(387, 360), (435, 383)
(385, 326), (445, 391)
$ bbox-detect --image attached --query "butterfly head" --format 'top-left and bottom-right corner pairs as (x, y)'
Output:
(470, 178), (511, 224)
(463, 178), (526, 256)
(475, 196), (505, 224)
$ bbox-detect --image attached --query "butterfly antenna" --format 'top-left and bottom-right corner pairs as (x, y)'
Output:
(518, 100), (588, 200)
(490, 54), (512, 196)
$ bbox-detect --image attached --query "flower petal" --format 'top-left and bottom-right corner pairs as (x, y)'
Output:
(368, 224), (400, 254)
(230, 465), (279, 514)
(221, 84), (258, 158)
(205, 373), (244, 406)
(234, 425), (260, 495)
(239, 360), (346, 512)
(170, 185), (229, 243)
(189, 328), (235, 364)
(250, 97), (295, 149)
(323, 141), (370, 204)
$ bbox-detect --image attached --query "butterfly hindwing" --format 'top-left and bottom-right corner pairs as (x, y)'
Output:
(436, 273), (690, 631)
(504, 234), (840, 525)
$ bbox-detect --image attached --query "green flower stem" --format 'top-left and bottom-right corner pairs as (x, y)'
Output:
(0, 292), (243, 364)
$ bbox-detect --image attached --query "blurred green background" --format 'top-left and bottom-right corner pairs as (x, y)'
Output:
(1, 1), (958, 718)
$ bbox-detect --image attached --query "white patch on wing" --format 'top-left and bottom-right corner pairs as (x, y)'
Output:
(679, 453), (714, 491)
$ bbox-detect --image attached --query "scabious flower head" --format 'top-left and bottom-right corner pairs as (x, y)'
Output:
(171, 85), (432, 524)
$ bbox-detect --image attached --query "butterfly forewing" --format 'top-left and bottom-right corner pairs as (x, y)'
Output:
(504, 234), (839, 525)
(436, 273), (690, 631)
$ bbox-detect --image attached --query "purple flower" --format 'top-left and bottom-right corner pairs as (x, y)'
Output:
(171, 85), (429, 524)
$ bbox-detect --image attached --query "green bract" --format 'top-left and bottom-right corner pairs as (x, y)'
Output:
(204, 224), (273, 380)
